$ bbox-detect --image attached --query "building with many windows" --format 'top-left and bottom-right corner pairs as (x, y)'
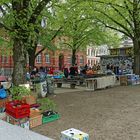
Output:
(86, 44), (109, 67)
(0, 36), (86, 76)
(35, 44), (86, 71)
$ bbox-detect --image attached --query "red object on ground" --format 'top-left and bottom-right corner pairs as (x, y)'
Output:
(6, 100), (30, 119)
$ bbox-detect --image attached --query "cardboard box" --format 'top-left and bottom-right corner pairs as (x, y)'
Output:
(6, 114), (29, 125)
(17, 121), (30, 129)
(61, 128), (89, 140)
(22, 95), (36, 105)
(30, 108), (41, 118)
(29, 114), (42, 128)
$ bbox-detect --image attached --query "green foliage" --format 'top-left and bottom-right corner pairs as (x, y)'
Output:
(37, 98), (56, 112)
(91, 0), (140, 39)
(9, 86), (31, 100)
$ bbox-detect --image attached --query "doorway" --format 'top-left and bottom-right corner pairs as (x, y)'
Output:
(59, 54), (64, 70)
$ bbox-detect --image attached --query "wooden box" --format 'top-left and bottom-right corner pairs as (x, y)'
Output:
(29, 114), (42, 128)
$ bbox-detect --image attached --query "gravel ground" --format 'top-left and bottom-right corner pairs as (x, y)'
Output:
(32, 85), (140, 140)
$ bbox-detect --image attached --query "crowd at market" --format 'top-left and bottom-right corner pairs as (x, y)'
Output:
(26, 63), (102, 81)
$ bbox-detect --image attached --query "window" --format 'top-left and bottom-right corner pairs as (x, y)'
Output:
(91, 49), (94, 56)
(2, 55), (8, 63)
(67, 56), (71, 64)
(79, 56), (84, 64)
(45, 54), (50, 63)
(36, 54), (42, 63)
(87, 49), (90, 55)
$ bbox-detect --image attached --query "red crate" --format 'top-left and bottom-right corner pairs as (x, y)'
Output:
(6, 100), (30, 119)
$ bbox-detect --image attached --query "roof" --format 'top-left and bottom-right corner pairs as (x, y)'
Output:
(109, 46), (133, 50)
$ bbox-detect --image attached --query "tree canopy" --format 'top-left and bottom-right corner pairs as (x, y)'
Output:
(89, 0), (140, 74)
(0, 0), (52, 85)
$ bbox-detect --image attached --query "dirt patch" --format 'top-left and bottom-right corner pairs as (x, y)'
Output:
(32, 85), (140, 140)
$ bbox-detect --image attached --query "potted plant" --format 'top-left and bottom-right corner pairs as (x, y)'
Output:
(9, 85), (31, 101)
(37, 98), (60, 124)
(37, 98), (56, 112)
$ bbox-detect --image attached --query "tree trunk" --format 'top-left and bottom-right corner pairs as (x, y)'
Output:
(133, 38), (140, 75)
(72, 49), (76, 65)
(12, 39), (27, 85)
(28, 47), (36, 71)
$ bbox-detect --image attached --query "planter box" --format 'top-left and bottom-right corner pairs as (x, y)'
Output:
(42, 114), (60, 124)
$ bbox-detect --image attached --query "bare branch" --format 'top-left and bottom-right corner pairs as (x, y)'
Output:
(63, 42), (73, 48)
(35, 46), (46, 57)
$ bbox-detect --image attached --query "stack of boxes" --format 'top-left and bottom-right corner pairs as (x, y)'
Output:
(61, 128), (89, 140)
(4, 95), (43, 129)
(0, 95), (60, 129)
(29, 108), (42, 128)
(5, 100), (30, 129)
(120, 74), (140, 86)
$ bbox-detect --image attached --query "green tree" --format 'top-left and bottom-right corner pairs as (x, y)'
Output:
(55, 0), (120, 65)
(91, 0), (140, 74)
(0, 0), (52, 85)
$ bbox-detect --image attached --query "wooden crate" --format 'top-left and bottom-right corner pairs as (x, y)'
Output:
(29, 114), (42, 128)
(120, 76), (128, 86)
(6, 114), (29, 125)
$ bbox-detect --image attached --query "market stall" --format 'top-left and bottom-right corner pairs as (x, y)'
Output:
(85, 75), (116, 91)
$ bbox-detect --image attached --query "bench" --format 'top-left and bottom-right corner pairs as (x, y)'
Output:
(54, 79), (77, 89)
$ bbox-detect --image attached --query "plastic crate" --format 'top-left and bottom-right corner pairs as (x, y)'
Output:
(42, 114), (60, 124)
(30, 114), (42, 128)
(6, 100), (30, 119)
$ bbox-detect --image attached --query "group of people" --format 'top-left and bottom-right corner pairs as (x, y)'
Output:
(63, 63), (101, 78)
(26, 66), (47, 81)
(26, 63), (101, 80)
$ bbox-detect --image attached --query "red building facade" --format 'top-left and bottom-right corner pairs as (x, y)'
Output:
(35, 45), (86, 70)
(0, 45), (86, 75)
